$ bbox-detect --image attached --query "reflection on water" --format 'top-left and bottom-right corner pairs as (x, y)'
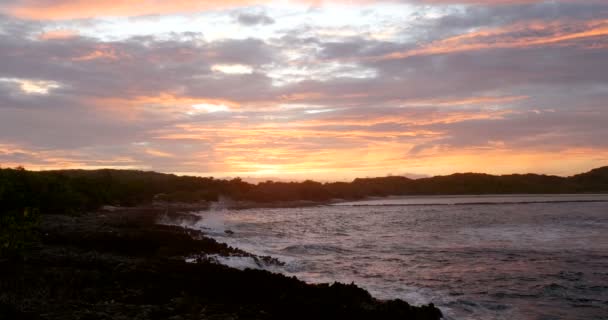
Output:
(181, 195), (608, 320)
(333, 194), (608, 206)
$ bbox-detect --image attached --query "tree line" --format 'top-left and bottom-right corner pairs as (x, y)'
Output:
(2, 166), (607, 215)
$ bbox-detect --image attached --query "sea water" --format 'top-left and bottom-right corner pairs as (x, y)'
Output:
(172, 194), (608, 320)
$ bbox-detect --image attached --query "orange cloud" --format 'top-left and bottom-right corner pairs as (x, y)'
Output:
(398, 147), (608, 179)
(38, 29), (79, 40)
(141, 105), (522, 177)
(398, 95), (528, 107)
(144, 148), (174, 158)
(89, 93), (240, 119)
(4, 0), (604, 21)
(0, 143), (140, 170)
(379, 20), (608, 60)
(0, 143), (38, 157)
(115, 93), (239, 109)
(163, 128), (608, 179)
(291, 107), (516, 127)
(154, 124), (441, 142)
(73, 49), (121, 61)
(3, 0), (263, 20)
(6, 0), (602, 21)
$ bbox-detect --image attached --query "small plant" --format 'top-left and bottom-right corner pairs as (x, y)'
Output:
(0, 207), (40, 258)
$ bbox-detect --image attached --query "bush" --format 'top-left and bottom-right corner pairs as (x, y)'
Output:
(0, 208), (39, 258)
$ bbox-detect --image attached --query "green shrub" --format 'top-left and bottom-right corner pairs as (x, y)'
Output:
(0, 208), (39, 258)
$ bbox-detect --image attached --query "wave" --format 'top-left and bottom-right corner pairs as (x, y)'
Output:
(281, 244), (352, 255)
(335, 199), (608, 207)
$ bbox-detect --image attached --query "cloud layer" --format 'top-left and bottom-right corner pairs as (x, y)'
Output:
(0, 1), (607, 179)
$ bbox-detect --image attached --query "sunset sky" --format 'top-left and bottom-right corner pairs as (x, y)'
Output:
(0, 0), (607, 180)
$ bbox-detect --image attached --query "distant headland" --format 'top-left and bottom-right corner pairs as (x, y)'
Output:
(2, 166), (607, 214)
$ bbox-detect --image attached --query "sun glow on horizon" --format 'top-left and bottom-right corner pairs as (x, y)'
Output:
(0, 0), (606, 180)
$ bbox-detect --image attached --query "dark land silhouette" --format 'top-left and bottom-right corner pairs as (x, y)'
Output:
(1, 166), (607, 215)
(2, 166), (607, 319)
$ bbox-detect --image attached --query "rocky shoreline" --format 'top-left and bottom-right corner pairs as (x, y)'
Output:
(0, 207), (442, 320)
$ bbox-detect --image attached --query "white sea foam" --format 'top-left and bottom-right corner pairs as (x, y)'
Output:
(184, 253), (269, 270)
(211, 255), (264, 270)
(158, 210), (229, 235)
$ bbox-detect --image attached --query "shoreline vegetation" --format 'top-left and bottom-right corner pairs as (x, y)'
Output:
(1, 166), (607, 215)
(1, 166), (607, 319)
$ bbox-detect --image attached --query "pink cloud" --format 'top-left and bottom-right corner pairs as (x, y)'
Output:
(37, 29), (79, 40)
(4, 0), (601, 20)
(3, 0), (263, 20)
(377, 20), (608, 60)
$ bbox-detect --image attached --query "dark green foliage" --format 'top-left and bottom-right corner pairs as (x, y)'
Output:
(1, 166), (607, 217)
(570, 167), (608, 192)
(0, 208), (39, 258)
(0, 168), (227, 214)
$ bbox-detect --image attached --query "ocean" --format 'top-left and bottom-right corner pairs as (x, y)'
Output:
(168, 194), (608, 320)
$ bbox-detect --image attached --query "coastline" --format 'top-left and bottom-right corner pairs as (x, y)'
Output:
(0, 207), (442, 320)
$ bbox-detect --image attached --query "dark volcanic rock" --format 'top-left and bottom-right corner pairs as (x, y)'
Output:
(0, 208), (442, 320)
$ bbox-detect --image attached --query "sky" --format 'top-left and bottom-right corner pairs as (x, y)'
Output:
(0, 0), (607, 181)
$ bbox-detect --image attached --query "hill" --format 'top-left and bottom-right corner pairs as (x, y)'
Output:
(1, 166), (608, 215)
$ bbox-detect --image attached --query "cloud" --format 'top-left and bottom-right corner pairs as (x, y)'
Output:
(4, 0), (605, 22)
(0, 27), (279, 104)
(1, 0), (263, 20)
(375, 20), (608, 60)
(0, 78), (62, 94)
(412, 106), (608, 157)
(0, 2), (607, 178)
(236, 12), (275, 26)
(37, 29), (78, 40)
(413, 0), (594, 4)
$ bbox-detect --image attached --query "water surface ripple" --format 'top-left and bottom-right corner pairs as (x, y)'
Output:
(185, 195), (608, 320)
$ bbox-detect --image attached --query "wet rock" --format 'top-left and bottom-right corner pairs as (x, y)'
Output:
(1, 208), (442, 320)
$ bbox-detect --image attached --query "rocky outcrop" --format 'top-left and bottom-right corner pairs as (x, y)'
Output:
(0, 208), (442, 320)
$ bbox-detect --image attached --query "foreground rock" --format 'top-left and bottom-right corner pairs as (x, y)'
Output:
(0, 208), (442, 320)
